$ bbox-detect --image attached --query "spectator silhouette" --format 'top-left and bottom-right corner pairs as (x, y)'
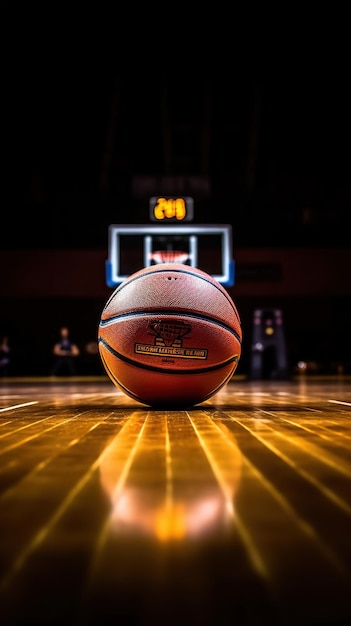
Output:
(51, 326), (80, 376)
(0, 335), (11, 376)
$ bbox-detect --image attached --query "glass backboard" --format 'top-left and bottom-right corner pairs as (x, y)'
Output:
(105, 224), (235, 287)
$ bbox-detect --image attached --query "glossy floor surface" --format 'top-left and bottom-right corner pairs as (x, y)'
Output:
(1, 376), (351, 625)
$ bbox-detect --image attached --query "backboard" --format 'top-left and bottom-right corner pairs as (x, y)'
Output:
(105, 224), (235, 288)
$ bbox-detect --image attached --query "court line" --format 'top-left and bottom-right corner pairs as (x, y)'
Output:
(0, 401), (38, 412)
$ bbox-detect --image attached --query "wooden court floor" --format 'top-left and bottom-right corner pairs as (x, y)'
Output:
(1, 375), (351, 626)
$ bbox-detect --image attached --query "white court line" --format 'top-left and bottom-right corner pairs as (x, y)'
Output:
(0, 402), (38, 412)
(328, 400), (351, 407)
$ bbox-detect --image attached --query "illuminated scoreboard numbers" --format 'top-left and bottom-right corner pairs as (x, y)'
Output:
(154, 197), (185, 220)
(149, 196), (194, 222)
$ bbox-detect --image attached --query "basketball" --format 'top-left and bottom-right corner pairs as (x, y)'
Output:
(98, 263), (242, 407)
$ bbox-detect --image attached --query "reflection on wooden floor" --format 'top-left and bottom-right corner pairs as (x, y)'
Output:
(1, 376), (351, 625)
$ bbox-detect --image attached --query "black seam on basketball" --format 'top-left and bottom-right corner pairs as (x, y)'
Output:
(99, 337), (239, 374)
(103, 267), (240, 321)
(101, 350), (210, 406)
(100, 312), (242, 344)
(102, 354), (237, 406)
(101, 350), (235, 406)
(99, 351), (145, 402)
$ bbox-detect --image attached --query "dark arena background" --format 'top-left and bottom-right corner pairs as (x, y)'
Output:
(1, 13), (351, 626)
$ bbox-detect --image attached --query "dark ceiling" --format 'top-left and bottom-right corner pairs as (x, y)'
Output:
(2, 15), (350, 250)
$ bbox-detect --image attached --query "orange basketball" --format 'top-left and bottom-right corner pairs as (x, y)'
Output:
(98, 263), (242, 407)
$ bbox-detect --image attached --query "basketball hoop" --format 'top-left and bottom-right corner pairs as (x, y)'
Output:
(149, 250), (190, 264)
(105, 224), (234, 287)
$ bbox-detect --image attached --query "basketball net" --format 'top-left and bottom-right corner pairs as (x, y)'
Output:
(149, 250), (190, 264)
